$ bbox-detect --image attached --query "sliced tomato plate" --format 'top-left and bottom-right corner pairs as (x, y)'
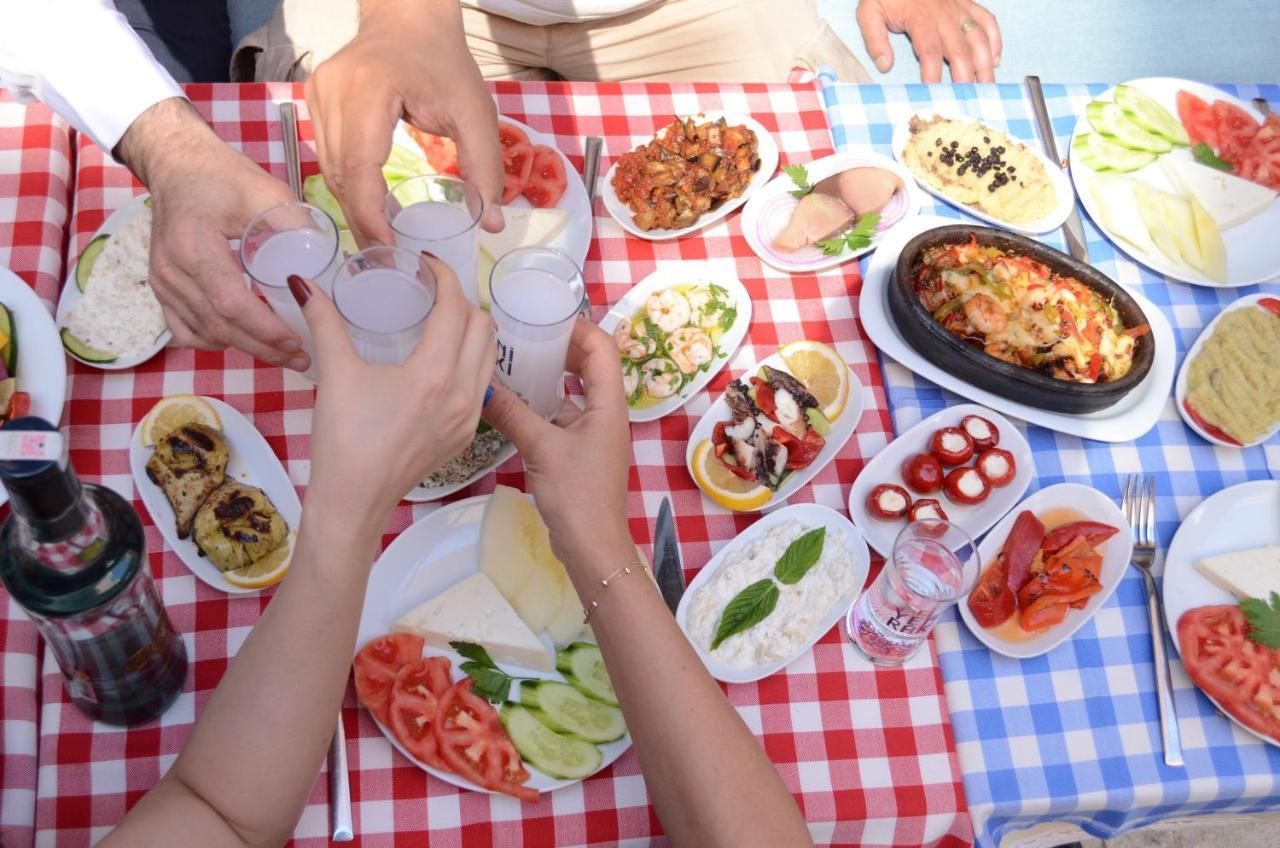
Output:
(1069, 77), (1280, 287)
(355, 495), (633, 795)
(1174, 293), (1280, 448)
(957, 483), (1132, 659)
(1164, 480), (1280, 748)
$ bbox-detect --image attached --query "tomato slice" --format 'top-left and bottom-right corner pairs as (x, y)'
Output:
(405, 126), (461, 176)
(434, 678), (538, 801)
(388, 657), (453, 771)
(353, 633), (425, 726)
(1177, 90), (1219, 151)
(1238, 114), (1280, 192)
(1183, 399), (1244, 446)
(751, 378), (778, 422)
(1040, 521), (1119, 555)
(1212, 100), (1260, 166)
(522, 145), (568, 209)
(1260, 298), (1280, 320)
(968, 561), (1016, 628)
(499, 123), (535, 204)
(6, 391), (30, 421)
(1178, 605), (1280, 743)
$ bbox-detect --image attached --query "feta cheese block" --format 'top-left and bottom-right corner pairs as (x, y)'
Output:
(1195, 546), (1280, 601)
(477, 206), (569, 260)
(393, 572), (553, 671)
(1160, 156), (1277, 230)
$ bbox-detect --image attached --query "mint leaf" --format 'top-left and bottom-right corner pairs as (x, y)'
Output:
(1241, 592), (1280, 649)
(783, 164), (813, 198)
(1192, 142), (1233, 172)
(450, 641), (497, 668)
(711, 579), (780, 649)
(774, 527), (826, 585)
(459, 661), (512, 703)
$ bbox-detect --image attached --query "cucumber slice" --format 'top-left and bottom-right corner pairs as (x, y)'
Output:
(519, 680), (626, 743)
(1085, 101), (1172, 154)
(555, 643), (617, 706)
(75, 233), (110, 293)
(1085, 132), (1158, 173)
(500, 703), (602, 781)
(0, 302), (14, 375)
(1115, 84), (1189, 146)
(1071, 134), (1111, 172)
(60, 328), (117, 364)
(805, 407), (831, 436)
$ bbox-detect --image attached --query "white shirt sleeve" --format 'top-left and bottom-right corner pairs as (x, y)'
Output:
(0, 0), (185, 153)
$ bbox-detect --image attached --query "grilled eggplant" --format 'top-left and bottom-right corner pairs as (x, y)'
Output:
(193, 481), (288, 572)
(144, 423), (230, 538)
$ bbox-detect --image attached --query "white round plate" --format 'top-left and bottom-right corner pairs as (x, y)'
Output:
(847, 404), (1034, 558)
(402, 439), (518, 503)
(56, 194), (169, 370)
(1174, 293), (1280, 448)
(1163, 480), (1280, 748)
(129, 397), (302, 595)
(740, 149), (920, 273)
(601, 112), (780, 241)
(861, 215), (1177, 443)
(392, 116), (592, 268)
(599, 261), (752, 423)
(891, 109), (1074, 236)
(1069, 77), (1280, 287)
(684, 347), (865, 513)
(356, 495), (632, 794)
(674, 503), (871, 684)
(957, 483), (1133, 659)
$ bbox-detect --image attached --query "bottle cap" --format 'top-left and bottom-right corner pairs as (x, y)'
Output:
(0, 417), (80, 525)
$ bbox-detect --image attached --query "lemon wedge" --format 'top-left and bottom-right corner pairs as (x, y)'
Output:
(780, 340), (850, 421)
(690, 439), (772, 512)
(224, 532), (295, 589)
(140, 395), (222, 447)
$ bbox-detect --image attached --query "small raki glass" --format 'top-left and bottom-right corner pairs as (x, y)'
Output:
(332, 246), (437, 365)
(489, 247), (584, 419)
(240, 201), (341, 382)
(846, 519), (978, 665)
(386, 175), (483, 306)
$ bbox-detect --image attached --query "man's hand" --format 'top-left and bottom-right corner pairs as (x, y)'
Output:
(116, 98), (307, 370)
(856, 0), (1002, 84)
(305, 0), (504, 247)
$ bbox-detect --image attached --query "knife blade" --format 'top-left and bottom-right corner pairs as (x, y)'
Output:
(1025, 75), (1089, 263)
(652, 497), (685, 615)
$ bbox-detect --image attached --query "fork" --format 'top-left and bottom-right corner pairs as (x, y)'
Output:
(1122, 474), (1184, 768)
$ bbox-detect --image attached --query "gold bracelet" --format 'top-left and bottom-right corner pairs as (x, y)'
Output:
(582, 563), (651, 624)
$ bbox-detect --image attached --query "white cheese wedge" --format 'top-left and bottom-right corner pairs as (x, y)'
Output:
(1089, 174), (1160, 257)
(392, 572), (553, 671)
(1195, 546), (1280, 601)
(476, 206), (569, 261)
(1160, 156), (1277, 230)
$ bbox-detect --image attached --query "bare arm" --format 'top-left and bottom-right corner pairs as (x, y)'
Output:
(484, 324), (814, 848)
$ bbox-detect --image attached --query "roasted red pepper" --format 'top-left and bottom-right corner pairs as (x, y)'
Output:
(750, 377), (778, 422)
(968, 561), (1016, 628)
(1020, 583), (1103, 630)
(1040, 521), (1119, 555)
(1086, 353), (1103, 382)
(1002, 511), (1046, 597)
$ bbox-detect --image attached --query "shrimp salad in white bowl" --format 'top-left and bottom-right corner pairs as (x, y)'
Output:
(600, 262), (752, 423)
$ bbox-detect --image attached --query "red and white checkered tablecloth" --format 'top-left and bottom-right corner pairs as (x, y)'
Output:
(0, 91), (72, 848)
(30, 82), (972, 847)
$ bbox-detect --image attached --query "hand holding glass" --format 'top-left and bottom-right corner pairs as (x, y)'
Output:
(386, 175), (482, 306)
(332, 246), (437, 365)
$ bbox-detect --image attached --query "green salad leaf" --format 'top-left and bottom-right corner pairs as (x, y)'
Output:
(1192, 142), (1233, 172)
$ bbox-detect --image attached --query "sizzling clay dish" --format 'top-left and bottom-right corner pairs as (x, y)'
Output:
(914, 237), (1149, 385)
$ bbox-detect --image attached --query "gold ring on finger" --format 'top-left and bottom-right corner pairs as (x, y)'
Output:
(960, 17), (978, 33)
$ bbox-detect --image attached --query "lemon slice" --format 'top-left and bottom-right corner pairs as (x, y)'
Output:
(140, 394), (221, 447)
(690, 439), (772, 512)
(780, 340), (850, 421)
(224, 532), (295, 589)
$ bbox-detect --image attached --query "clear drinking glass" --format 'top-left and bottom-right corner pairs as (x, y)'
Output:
(240, 202), (341, 382)
(489, 247), (585, 419)
(332, 246), (437, 365)
(386, 175), (483, 306)
(846, 520), (978, 665)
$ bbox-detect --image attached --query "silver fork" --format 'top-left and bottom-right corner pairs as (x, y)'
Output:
(1122, 474), (1184, 768)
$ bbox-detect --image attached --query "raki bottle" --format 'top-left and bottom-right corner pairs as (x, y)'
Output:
(0, 418), (187, 725)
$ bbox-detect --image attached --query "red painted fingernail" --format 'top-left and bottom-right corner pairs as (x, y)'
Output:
(287, 274), (310, 307)
(419, 250), (439, 262)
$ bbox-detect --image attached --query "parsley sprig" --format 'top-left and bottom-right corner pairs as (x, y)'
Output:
(783, 164), (813, 198)
(815, 212), (882, 256)
(1241, 592), (1280, 649)
(452, 641), (538, 703)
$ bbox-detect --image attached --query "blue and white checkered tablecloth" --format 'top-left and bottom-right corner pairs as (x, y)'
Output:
(819, 75), (1280, 847)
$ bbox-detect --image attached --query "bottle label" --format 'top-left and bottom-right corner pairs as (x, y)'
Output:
(0, 430), (63, 461)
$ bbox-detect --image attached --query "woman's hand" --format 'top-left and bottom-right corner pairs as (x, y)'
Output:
(290, 255), (495, 522)
(482, 321), (633, 570)
(856, 0), (1002, 83)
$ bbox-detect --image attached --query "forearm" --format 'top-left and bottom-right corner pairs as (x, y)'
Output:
(115, 97), (218, 187)
(567, 534), (813, 848)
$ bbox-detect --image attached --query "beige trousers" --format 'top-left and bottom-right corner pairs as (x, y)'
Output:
(232, 0), (870, 84)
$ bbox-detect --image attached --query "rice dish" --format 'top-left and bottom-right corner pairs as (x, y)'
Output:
(67, 206), (166, 357)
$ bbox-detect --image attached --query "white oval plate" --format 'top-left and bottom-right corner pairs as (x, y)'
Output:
(601, 112), (780, 241)
(56, 194), (170, 370)
(1175, 293), (1280, 448)
(1068, 77), (1280, 288)
(599, 261), (752, 423)
(403, 440), (518, 503)
(957, 483), (1133, 659)
(741, 149), (920, 273)
(847, 404), (1034, 558)
(674, 503), (871, 684)
(357, 494), (632, 794)
(891, 109), (1074, 236)
(1163, 479), (1280, 748)
(861, 215), (1177, 443)
(392, 116), (592, 268)
(129, 397), (302, 595)
(684, 347), (865, 513)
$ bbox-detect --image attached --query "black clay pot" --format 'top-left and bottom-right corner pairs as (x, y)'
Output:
(889, 226), (1155, 414)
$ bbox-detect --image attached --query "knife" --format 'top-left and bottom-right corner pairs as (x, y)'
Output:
(1025, 75), (1089, 263)
(576, 136), (604, 320)
(652, 497), (685, 615)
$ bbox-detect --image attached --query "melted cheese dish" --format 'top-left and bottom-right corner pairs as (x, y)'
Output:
(914, 239), (1146, 384)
